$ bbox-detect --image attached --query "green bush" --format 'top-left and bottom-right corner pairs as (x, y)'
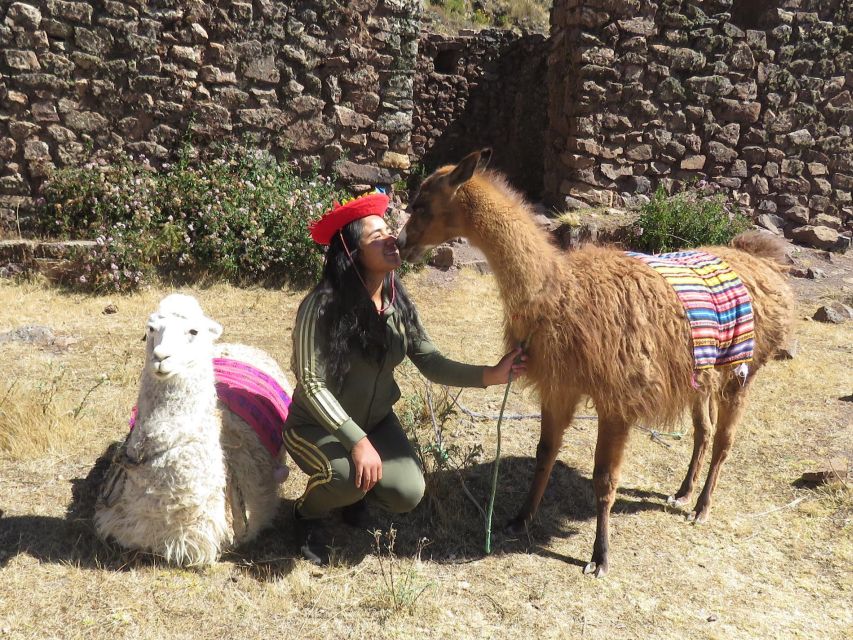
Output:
(36, 145), (347, 292)
(629, 186), (752, 254)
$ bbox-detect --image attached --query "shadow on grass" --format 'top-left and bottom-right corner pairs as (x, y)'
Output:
(0, 454), (668, 576)
(0, 502), (302, 578)
(0, 442), (304, 578)
(336, 455), (668, 568)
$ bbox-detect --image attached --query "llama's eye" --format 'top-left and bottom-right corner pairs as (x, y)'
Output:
(189, 329), (198, 336)
(148, 326), (154, 332)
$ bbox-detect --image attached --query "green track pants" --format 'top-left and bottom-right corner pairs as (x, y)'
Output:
(283, 412), (425, 519)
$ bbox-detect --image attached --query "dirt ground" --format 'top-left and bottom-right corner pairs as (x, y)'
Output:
(0, 246), (850, 639)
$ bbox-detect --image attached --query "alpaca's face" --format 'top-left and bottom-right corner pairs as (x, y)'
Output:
(145, 297), (222, 380)
(397, 149), (491, 262)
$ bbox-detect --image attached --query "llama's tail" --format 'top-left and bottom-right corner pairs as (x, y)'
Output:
(731, 230), (790, 269)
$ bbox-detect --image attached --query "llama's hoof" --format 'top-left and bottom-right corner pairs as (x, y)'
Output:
(686, 509), (710, 524)
(667, 494), (690, 507)
(504, 515), (530, 537)
(583, 560), (608, 578)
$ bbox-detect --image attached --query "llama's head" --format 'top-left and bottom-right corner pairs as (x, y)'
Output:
(397, 148), (491, 262)
(144, 294), (222, 380)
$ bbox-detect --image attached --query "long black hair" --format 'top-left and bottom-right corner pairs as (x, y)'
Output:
(296, 218), (424, 388)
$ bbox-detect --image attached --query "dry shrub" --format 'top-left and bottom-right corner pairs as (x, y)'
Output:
(0, 374), (78, 459)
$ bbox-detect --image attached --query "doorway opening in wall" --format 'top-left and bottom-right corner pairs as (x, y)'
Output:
(730, 0), (776, 29)
(434, 49), (462, 74)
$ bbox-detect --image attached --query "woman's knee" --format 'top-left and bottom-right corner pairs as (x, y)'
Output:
(374, 471), (425, 513)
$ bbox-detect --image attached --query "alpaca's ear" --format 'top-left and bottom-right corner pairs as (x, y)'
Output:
(477, 148), (492, 171)
(446, 151), (482, 189)
(207, 319), (223, 340)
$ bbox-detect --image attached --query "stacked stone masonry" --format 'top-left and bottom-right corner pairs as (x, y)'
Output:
(545, 0), (853, 244)
(0, 0), (421, 228)
(413, 29), (548, 197)
(1, 0), (851, 248)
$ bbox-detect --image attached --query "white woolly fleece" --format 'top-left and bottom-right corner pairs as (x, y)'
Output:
(94, 295), (288, 567)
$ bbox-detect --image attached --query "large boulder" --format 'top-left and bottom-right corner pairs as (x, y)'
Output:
(792, 225), (839, 250)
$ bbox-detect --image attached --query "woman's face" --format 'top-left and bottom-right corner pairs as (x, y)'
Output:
(357, 215), (401, 275)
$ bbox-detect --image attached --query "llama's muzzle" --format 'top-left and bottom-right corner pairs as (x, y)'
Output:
(395, 228), (424, 262)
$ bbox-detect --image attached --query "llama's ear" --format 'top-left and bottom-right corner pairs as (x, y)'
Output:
(207, 319), (223, 341)
(477, 148), (492, 171)
(447, 151), (481, 189)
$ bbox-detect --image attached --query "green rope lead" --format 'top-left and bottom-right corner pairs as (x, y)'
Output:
(484, 369), (514, 555)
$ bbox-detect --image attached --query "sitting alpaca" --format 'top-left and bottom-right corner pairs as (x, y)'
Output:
(94, 294), (292, 567)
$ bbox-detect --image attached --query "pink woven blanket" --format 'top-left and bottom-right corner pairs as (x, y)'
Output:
(130, 358), (292, 459)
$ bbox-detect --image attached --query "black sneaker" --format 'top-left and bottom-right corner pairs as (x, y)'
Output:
(294, 507), (330, 566)
(340, 498), (373, 530)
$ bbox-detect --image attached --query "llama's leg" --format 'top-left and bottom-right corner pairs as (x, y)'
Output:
(506, 397), (580, 534)
(584, 414), (630, 578)
(690, 385), (748, 523)
(668, 392), (713, 507)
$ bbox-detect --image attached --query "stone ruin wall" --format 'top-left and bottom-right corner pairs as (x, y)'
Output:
(412, 28), (548, 197)
(2, 0), (852, 249)
(545, 0), (853, 248)
(0, 0), (421, 231)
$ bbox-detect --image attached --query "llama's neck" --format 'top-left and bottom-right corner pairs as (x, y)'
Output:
(461, 184), (563, 320)
(136, 366), (218, 432)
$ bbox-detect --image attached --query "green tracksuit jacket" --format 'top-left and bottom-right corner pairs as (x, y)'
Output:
(287, 289), (486, 449)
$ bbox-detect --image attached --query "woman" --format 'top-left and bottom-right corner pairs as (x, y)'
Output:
(284, 191), (525, 565)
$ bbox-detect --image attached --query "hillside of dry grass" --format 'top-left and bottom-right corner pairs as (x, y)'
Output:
(0, 268), (850, 639)
(425, 0), (552, 34)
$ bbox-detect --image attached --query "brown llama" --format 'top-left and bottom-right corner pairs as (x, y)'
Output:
(396, 149), (794, 577)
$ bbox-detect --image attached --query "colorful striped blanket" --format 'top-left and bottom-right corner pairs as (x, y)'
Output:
(130, 358), (292, 460)
(627, 250), (755, 377)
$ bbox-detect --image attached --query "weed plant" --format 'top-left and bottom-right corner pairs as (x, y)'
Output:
(35, 144), (347, 292)
(630, 186), (752, 254)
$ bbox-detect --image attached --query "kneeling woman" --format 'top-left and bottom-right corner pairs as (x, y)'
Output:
(285, 191), (525, 565)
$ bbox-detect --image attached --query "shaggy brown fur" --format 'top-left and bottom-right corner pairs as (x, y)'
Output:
(397, 150), (795, 577)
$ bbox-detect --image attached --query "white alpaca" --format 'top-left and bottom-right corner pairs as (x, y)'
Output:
(94, 294), (292, 567)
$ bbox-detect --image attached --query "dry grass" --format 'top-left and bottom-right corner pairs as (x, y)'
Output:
(0, 272), (850, 639)
(425, 1), (552, 34)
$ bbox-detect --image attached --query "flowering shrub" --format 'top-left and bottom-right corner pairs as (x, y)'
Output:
(629, 186), (752, 254)
(36, 145), (346, 292)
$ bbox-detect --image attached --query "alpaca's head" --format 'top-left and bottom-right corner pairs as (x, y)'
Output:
(397, 148), (492, 262)
(144, 294), (222, 380)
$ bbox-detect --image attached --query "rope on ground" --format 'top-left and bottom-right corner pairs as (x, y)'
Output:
(633, 424), (686, 449)
(738, 496), (807, 519)
(451, 396), (597, 422)
(484, 369), (514, 555)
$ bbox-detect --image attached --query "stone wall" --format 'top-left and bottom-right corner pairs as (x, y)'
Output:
(3, 0), (851, 249)
(546, 0), (853, 246)
(0, 0), (420, 230)
(413, 29), (548, 197)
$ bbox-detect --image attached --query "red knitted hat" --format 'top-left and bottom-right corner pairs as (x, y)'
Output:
(308, 192), (390, 245)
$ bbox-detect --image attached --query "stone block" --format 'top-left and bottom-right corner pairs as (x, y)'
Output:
(7, 3), (43, 29)
(792, 225), (839, 250)
(680, 155), (706, 170)
(716, 99), (761, 123)
(4, 49), (40, 71)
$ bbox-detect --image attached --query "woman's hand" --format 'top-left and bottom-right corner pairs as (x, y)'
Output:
(483, 347), (528, 386)
(351, 437), (382, 491)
